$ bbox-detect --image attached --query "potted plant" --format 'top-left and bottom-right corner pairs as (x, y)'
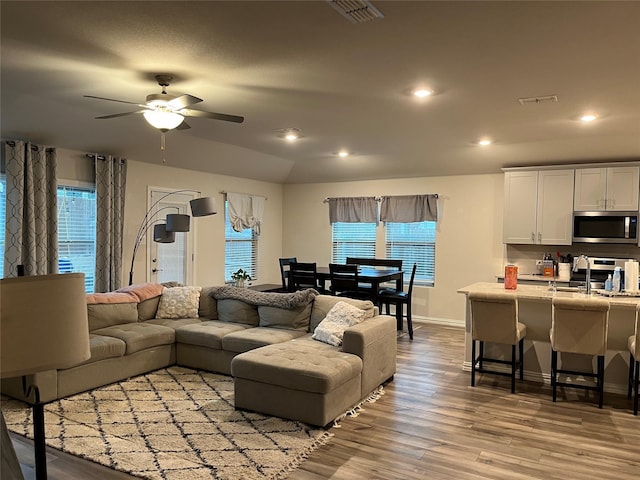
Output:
(231, 268), (252, 288)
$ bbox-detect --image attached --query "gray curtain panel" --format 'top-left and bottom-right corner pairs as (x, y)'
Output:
(380, 194), (438, 222)
(3, 140), (58, 277)
(328, 196), (378, 223)
(94, 155), (127, 292)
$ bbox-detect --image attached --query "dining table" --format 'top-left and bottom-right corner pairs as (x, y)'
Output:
(316, 266), (404, 303)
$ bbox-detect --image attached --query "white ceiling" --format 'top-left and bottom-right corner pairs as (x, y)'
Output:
(1, 1), (639, 184)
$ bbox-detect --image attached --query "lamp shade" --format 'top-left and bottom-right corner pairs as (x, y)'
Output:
(0, 273), (90, 379)
(190, 197), (217, 217)
(166, 213), (190, 232)
(153, 224), (176, 243)
(142, 110), (184, 131)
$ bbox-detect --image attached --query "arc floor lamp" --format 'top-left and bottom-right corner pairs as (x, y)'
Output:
(128, 190), (217, 285)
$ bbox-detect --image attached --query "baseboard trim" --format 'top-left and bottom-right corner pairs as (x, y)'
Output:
(461, 361), (629, 395)
(413, 315), (464, 327)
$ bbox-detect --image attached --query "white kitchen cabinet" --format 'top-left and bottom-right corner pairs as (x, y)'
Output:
(574, 166), (639, 211)
(503, 169), (574, 245)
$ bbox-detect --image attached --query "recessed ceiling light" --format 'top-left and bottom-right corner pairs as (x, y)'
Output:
(338, 150), (349, 157)
(277, 127), (303, 141)
(413, 88), (433, 98)
(478, 139), (492, 146)
(580, 114), (597, 122)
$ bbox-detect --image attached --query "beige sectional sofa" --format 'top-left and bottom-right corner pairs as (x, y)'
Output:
(1, 284), (397, 427)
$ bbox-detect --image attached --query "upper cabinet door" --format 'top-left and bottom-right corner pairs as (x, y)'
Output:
(537, 170), (574, 245)
(574, 168), (607, 210)
(574, 166), (639, 211)
(606, 166), (639, 211)
(503, 171), (538, 244)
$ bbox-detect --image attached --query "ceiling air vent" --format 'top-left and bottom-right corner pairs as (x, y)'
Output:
(327, 0), (384, 23)
(518, 95), (559, 105)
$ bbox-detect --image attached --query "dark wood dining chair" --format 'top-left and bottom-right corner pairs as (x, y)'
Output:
(329, 263), (372, 300)
(290, 262), (324, 292)
(377, 263), (417, 339)
(279, 257), (297, 291)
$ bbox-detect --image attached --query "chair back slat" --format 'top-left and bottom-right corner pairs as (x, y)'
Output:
(290, 262), (319, 290)
(329, 263), (359, 295)
(278, 257), (297, 291)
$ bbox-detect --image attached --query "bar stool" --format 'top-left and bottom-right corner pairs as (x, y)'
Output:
(550, 297), (609, 408)
(468, 292), (526, 393)
(628, 304), (640, 415)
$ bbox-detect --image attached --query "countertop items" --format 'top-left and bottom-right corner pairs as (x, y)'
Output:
(459, 282), (640, 308)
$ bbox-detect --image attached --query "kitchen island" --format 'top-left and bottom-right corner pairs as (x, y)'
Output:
(458, 282), (638, 393)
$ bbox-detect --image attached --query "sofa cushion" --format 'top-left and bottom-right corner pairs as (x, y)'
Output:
(87, 302), (139, 331)
(156, 286), (202, 319)
(199, 286), (219, 319)
(138, 296), (161, 321)
(312, 301), (369, 346)
(175, 321), (254, 349)
(222, 327), (307, 354)
(145, 318), (202, 329)
(310, 295), (375, 332)
(92, 323), (175, 355)
(73, 334), (127, 367)
(258, 302), (312, 331)
(231, 340), (362, 394)
(217, 299), (259, 326)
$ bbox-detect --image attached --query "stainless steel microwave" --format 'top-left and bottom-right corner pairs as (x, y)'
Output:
(573, 211), (639, 244)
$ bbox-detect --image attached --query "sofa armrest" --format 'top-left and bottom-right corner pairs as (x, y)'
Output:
(0, 370), (59, 404)
(342, 314), (396, 396)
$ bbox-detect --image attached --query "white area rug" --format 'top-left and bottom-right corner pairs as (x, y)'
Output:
(2, 367), (332, 480)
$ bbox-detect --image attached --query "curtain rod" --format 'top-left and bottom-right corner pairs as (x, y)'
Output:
(220, 191), (268, 200)
(85, 153), (106, 160)
(323, 194), (438, 203)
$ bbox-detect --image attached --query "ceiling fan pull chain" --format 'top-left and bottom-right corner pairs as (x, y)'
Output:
(161, 133), (166, 164)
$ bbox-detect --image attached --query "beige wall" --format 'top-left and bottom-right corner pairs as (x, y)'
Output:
(56, 149), (285, 288)
(283, 174), (506, 323)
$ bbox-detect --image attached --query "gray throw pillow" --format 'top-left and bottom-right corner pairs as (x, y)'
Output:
(217, 299), (259, 326)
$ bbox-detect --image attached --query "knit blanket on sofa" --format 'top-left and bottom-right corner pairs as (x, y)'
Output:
(210, 286), (318, 310)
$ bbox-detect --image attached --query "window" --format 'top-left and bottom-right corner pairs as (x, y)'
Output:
(57, 183), (97, 292)
(224, 201), (257, 281)
(385, 221), (436, 286)
(331, 222), (376, 263)
(0, 178), (96, 291)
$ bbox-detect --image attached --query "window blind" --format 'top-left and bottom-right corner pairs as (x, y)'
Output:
(385, 221), (436, 285)
(57, 184), (97, 292)
(0, 175), (5, 278)
(225, 201), (258, 281)
(331, 222), (377, 263)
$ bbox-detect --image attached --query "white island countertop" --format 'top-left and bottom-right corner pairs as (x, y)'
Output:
(458, 282), (640, 309)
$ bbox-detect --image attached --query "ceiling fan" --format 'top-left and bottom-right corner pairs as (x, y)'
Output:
(84, 74), (244, 132)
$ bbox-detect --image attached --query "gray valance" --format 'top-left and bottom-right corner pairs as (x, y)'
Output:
(380, 194), (438, 222)
(328, 196), (378, 223)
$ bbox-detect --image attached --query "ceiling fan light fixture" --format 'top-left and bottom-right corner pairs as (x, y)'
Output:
(413, 88), (433, 98)
(143, 110), (184, 131)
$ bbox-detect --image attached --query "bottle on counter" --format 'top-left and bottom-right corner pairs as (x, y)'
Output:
(612, 267), (622, 293)
(604, 274), (613, 292)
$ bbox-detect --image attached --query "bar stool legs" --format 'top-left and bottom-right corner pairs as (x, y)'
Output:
(629, 352), (639, 415)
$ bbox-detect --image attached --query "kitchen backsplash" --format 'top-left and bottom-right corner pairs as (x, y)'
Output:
(505, 244), (640, 275)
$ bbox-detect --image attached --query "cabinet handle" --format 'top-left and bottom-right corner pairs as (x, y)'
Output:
(538, 232), (542, 242)
(531, 232), (535, 241)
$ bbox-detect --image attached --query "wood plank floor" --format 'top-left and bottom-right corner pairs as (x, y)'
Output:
(8, 321), (640, 480)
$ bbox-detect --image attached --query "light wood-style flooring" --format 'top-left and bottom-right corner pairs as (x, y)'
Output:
(9, 321), (640, 480)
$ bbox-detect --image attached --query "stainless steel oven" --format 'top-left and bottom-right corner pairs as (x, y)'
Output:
(573, 211), (638, 244)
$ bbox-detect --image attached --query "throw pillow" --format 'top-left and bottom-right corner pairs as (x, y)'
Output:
(155, 286), (202, 319)
(312, 301), (368, 347)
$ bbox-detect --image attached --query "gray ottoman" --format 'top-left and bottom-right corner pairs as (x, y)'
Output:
(230, 338), (363, 427)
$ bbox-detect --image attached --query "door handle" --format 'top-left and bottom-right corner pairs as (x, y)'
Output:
(152, 268), (164, 274)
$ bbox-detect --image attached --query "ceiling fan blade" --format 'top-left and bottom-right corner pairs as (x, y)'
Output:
(182, 109), (244, 123)
(84, 95), (144, 107)
(95, 110), (146, 119)
(167, 94), (202, 109)
(176, 120), (191, 130)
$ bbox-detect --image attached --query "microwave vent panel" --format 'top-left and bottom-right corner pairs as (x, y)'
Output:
(327, 0), (384, 23)
(518, 95), (559, 105)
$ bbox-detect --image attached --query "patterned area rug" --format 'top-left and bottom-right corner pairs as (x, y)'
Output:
(1, 367), (331, 480)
